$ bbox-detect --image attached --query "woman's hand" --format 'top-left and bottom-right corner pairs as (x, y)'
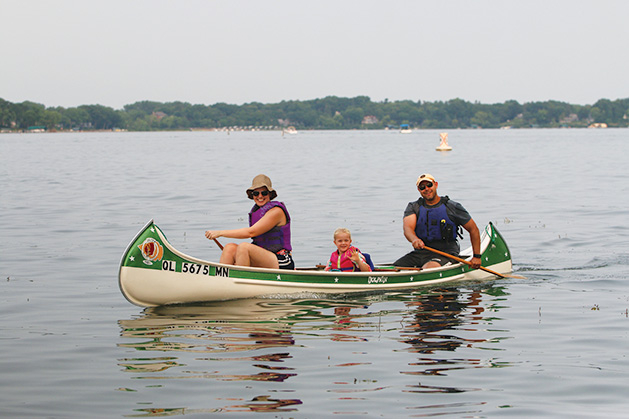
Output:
(205, 230), (221, 240)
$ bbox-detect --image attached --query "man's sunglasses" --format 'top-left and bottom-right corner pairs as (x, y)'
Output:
(251, 190), (269, 197)
(418, 182), (433, 191)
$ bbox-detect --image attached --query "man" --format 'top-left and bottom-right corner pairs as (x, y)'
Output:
(393, 173), (482, 269)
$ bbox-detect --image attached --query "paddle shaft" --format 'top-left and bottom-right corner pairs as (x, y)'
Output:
(422, 245), (511, 279)
(213, 238), (224, 250)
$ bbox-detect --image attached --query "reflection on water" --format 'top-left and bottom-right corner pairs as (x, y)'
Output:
(399, 287), (512, 396)
(117, 287), (511, 416)
(128, 394), (303, 416)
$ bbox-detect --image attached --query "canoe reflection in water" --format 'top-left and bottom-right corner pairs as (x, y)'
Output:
(118, 299), (301, 376)
(401, 288), (485, 353)
(129, 395), (303, 416)
(398, 287), (510, 396)
(118, 299), (313, 415)
(117, 288), (509, 415)
(117, 298), (369, 384)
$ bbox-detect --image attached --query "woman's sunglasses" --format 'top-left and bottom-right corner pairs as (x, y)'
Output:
(251, 190), (269, 197)
(418, 182), (433, 191)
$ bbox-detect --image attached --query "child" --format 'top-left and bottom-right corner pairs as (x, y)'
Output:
(324, 228), (372, 272)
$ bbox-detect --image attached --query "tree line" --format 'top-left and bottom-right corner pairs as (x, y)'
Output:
(1, 96), (628, 132)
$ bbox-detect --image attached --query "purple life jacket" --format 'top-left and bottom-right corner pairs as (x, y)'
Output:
(249, 201), (292, 253)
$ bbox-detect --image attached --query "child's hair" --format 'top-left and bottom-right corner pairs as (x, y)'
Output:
(333, 227), (352, 240)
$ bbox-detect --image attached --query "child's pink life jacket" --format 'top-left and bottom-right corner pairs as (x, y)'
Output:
(325, 246), (371, 272)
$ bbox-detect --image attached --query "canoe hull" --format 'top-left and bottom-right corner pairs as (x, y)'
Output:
(119, 220), (513, 307)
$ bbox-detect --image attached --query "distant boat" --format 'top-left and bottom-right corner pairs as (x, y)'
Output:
(400, 124), (412, 134)
(283, 126), (298, 135)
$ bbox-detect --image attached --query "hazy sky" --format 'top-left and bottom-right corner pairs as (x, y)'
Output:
(2, 0), (627, 109)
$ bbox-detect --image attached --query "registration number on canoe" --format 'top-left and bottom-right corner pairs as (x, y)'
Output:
(160, 260), (210, 275)
(181, 262), (210, 275)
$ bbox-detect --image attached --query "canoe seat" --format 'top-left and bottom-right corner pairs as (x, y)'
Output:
(362, 253), (376, 271)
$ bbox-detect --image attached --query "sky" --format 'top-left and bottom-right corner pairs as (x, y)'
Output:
(2, 0), (628, 110)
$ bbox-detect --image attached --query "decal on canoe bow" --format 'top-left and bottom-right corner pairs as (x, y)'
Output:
(138, 237), (163, 265)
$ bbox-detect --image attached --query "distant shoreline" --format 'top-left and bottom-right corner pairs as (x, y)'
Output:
(1, 125), (621, 135)
(2, 96), (628, 132)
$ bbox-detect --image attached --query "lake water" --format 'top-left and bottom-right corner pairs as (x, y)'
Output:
(1, 128), (628, 418)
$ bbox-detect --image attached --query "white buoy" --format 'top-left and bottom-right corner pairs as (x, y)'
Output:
(436, 132), (452, 151)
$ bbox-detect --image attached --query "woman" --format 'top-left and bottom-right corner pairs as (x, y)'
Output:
(205, 174), (294, 269)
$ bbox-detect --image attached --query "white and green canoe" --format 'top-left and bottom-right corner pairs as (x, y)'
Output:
(119, 220), (513, 307)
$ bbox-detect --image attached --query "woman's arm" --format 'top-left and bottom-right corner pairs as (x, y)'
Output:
(205, 207), (286, 240)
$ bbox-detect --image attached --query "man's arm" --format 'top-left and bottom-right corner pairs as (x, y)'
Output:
(462, 218), (481, 268)
(402, 214), (423, 249)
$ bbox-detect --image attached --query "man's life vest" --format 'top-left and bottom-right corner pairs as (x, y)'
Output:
(414, 197), (461, 243)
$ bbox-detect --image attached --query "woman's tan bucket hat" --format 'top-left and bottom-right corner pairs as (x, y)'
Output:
(246, 174), (277, 200)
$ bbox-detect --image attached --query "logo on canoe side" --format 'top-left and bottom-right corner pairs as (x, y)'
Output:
(367, 276), (388, 284)
(138, 238), (164, 265)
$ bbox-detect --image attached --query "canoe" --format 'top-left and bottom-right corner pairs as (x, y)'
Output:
(118, 220), (513, 307)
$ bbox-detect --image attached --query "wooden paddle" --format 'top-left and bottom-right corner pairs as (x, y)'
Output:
(212, 238), (224, 250)
(423, 245), (525, 279)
